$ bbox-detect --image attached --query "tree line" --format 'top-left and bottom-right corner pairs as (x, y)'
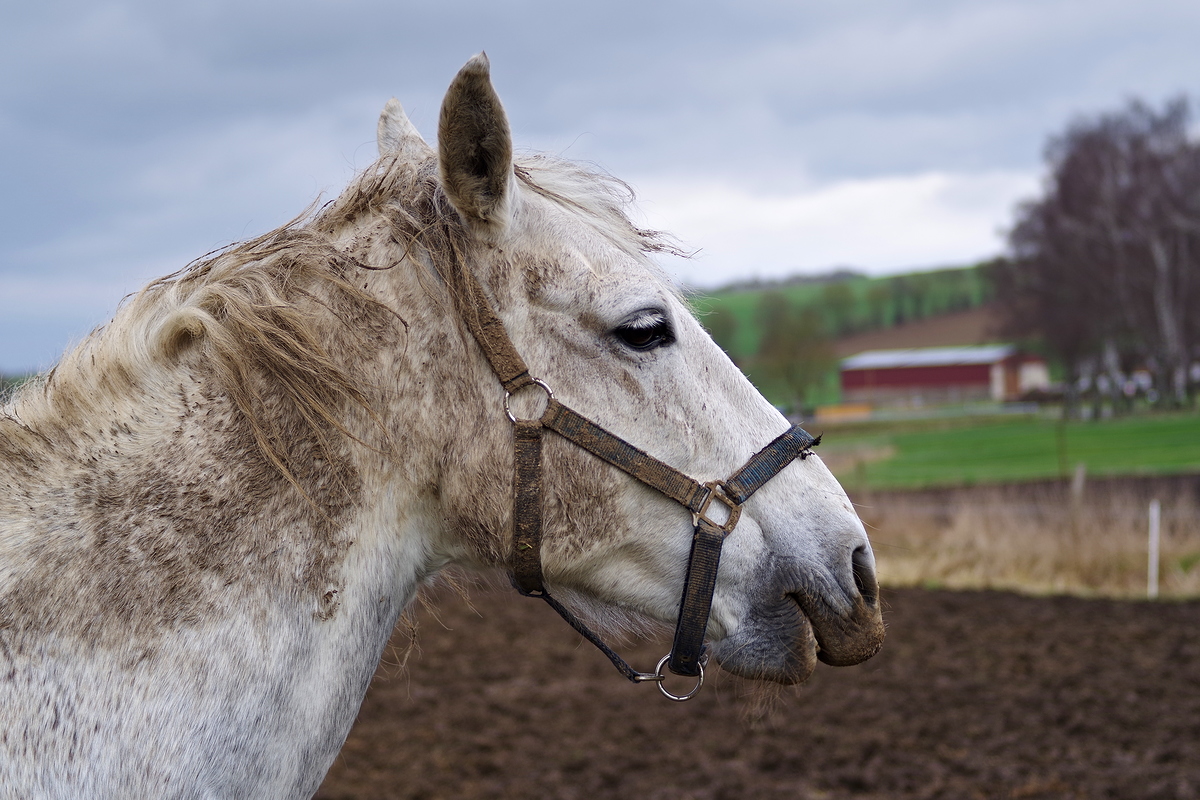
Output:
(992, 97), (1200, 414)
(700, 266), (990, 412)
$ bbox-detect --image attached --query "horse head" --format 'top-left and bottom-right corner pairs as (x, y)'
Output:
(377, 54), (884, 685)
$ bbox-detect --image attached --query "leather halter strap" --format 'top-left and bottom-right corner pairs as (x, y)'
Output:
(453, 262), (818, 692)
(541, 399), (711, 513)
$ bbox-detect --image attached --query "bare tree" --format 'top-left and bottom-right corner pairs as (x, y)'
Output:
(994, 97), (1200, 413)
(753, 292), (835, 413)
(820, 281), (858, 336)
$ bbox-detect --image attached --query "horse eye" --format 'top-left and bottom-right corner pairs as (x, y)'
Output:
(613, 313), (674, 351)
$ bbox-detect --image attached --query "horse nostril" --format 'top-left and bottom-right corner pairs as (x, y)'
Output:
(851, 545), (878, 605)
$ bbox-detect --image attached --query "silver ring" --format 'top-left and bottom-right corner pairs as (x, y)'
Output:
(504, 378), (554, 423)
(654, 654), (705, 702)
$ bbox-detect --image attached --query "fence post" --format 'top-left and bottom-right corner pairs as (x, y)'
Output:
(1148, 499), (1161, 600)
(1068, 462), (1087, 543)
(1070, 462), (1087, 502)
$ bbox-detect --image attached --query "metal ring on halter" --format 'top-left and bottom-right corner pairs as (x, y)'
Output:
(653, 653), (705, 702)
(504, 378), (554, 423)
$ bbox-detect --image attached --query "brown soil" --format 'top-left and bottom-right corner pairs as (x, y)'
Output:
(833, 305), (1005, 357)
(316, 582), (1200, 800)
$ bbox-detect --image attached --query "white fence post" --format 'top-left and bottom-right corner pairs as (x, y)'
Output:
(1148, 499), (1161, 600)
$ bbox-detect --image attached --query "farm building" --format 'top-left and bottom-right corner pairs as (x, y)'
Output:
(840, 345), (1049, 407)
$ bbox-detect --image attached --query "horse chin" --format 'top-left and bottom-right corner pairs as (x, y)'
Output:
(711, 588), (885, 685)
(710, 597), (819, 685)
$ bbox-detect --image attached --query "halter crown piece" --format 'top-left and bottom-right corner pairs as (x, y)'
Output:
(457, 267), (819, 700)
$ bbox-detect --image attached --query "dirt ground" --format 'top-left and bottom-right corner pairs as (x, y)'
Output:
(315, 583), (1200, 800)
(831, 305), (1003, 358)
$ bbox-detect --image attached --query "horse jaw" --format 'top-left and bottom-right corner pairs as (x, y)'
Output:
(495, 263), (885, 685)
(377, 98), (433, 160)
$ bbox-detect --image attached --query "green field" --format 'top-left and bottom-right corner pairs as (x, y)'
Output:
(820, 411), (1200, 490)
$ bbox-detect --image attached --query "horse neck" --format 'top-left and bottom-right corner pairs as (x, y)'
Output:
(324, 208), (527, 570)
(0, 333), (438, 794)
(0, 263), (442, 637)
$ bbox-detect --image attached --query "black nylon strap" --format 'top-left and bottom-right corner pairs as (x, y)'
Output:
(511, 420), (545, 595)
(541, 399), (710, 513)
(667, 520), (725, 676)
(723, 424), (819, 505)
(459, 261), (534, 393)
(536, 592), (657, 683)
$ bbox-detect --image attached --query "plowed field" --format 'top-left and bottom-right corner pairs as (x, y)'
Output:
(316, 584), (1200, 800)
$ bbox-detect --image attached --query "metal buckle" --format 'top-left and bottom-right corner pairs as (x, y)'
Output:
(650, 653), (705, 701)
(693, 481), (741, 534)
(504, 378), (553, 423)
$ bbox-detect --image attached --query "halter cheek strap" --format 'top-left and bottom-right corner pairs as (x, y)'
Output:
(457, 264), (819, 698)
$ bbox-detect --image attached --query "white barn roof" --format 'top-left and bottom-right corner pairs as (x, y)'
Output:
(841, 345), (1016, 370)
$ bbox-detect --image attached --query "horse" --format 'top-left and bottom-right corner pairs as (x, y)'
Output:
(0, 54), (884, 797)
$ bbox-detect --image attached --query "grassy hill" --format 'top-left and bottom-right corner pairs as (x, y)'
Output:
(689, 263), (998, 410)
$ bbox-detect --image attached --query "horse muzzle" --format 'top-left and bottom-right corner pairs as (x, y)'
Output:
(712, 551), (885, 684)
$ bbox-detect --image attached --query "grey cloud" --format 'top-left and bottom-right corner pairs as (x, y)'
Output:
(2, 0), (1199, 371)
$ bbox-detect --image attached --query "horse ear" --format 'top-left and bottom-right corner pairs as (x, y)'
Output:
(377, 98), (433, 160)
(438, 53), (514, 229)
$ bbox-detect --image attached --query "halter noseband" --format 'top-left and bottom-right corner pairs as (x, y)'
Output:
(457, 266), (819, 700)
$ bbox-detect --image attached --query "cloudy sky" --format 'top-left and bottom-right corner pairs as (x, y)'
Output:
(2, 0), (1199, 372)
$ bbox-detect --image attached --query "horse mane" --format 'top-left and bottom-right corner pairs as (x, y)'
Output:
(2, 150), (680, 494)
(512, 155), (682, 262)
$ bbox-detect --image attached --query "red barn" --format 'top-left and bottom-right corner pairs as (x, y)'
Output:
(840, 345), (1048, 407)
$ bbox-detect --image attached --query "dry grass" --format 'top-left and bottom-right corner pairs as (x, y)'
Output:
(856, 477), (1200, 599)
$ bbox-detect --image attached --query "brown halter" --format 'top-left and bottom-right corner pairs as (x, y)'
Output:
(456, 263), (819, 700)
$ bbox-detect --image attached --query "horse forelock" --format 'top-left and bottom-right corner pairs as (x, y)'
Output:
(512, 155), (683, 260)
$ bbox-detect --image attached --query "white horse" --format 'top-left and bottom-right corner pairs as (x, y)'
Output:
(0, 55), (883, 798)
